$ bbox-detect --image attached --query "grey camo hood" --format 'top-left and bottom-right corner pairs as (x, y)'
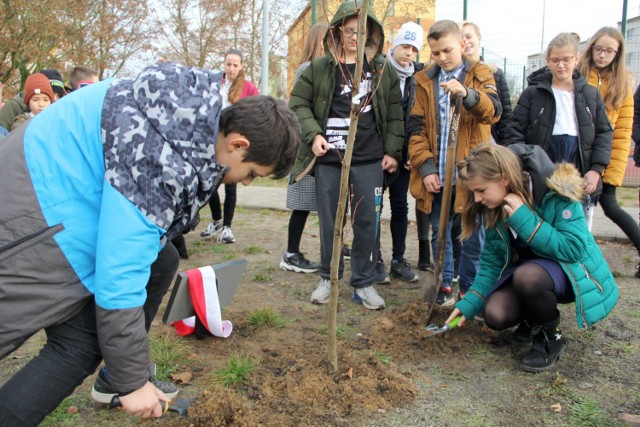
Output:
(101, 62), (225, 239)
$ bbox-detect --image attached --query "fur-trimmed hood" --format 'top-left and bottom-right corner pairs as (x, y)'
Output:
(545, 163), (585, 203)
(508, 144), (584, 206)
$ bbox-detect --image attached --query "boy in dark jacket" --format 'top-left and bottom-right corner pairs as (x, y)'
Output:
(408, 20), (501, 307)
(289, 1), (404, 310)
(0, 62), (300, 425)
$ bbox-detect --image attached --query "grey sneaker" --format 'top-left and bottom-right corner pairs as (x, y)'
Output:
(200, 220), (222, 239)
(353, 286), (385, 310)
(279, 252), (318, 274)
(91, 363), (179, 404)
(216, 226), (235, 243)
(374, 260), (391, 284)
(390, 259), (419, 282)
(310, 278), (330, 304)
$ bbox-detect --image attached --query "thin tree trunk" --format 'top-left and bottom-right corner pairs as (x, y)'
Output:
(328, 0), (369, 372)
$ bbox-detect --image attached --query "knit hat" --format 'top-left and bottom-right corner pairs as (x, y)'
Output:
(392, 22), (424, 52)
(24, 73), (56, 106)
(40, 69), (66, 97)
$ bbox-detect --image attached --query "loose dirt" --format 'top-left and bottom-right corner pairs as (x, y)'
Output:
(3, 206), (639, 427)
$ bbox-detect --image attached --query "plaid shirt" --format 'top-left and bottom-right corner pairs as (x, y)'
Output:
(437, 64), (464, 185)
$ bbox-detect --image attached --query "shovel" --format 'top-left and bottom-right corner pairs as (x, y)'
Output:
(420, 93), (463, 324)
(426, 315), (462, 336)
(110, 395), (194, 418)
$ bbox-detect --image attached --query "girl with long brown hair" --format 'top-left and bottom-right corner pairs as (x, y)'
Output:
(201, 49), (260, 244)
(579, 27), (640, 276)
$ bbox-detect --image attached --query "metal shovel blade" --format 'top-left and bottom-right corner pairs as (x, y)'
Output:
(426, 316), (462, 336)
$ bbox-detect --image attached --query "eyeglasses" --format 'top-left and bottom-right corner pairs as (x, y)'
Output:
(341, 27), (359, 38)
(547, 56), (575, 66)
(592, 46), (618, 56)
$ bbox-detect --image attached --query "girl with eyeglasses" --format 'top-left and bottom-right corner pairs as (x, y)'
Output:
(505, 32), (612, 233)
(579, 27), (640, 278)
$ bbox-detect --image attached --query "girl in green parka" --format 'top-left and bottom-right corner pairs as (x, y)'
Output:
(446, 144), (618, 372)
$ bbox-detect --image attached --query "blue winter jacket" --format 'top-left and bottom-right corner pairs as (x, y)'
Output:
(0, 63), (225, 393)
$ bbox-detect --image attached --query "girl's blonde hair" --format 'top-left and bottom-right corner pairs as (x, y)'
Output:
(457, 144), (533, 239)
(301, 23), (329, 63)
(545, 32), (578, 58)
(225, 48), (245, 105)
(579, 26), (632, 111)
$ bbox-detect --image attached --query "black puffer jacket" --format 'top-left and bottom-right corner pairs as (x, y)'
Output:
(505, 67), (612, 176)
(491, 66), (513, 144)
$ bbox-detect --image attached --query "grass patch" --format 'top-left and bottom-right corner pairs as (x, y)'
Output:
(372, 350), (393, 365)
(568, 396), (614, 427)
(628, 310), (640, 318)
(248, 307), (286, 330)
(41, 394), (94, 426)
(603, 340), (636, 356)
(224, 253), (238, 260)
(315, 324), (353, 338)
(253, 273), (272, 282)
(244, 244), (265, 254)
(212, 353), (260, 388)
(149, 334), (191, 381)
(622, 255), (634, 264)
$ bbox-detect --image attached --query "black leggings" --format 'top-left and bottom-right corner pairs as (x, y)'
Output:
(600, 183), (640, 254)
(209, 183), (237, 227)
(287, 210), (310, 253)
(484, 263), (558, 329)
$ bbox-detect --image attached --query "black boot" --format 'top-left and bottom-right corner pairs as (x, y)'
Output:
(520, 310), (565, 373)
(511, 321), (533, 344)
(418, 239), (433, 271)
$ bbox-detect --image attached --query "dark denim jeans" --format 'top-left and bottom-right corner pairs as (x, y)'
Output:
(457, 218), (485, 294)
(0, 243), (179, 426)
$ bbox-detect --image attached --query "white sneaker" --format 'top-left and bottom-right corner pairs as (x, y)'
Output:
(310, 278), (330, 304)
(200, 220), (222, 239)
(353, 286), (385, 310)
(216, 226), (235, 243)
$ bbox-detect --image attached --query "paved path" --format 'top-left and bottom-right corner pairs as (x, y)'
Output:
(233, 185), (638, 244)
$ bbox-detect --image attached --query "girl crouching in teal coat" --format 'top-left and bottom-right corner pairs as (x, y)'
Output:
(446, 144), (618, 372)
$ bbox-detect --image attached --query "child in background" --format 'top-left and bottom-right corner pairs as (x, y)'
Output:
(11, 73), (56, 130)
(505, 32), (612, 231)
(408, 20), (501, 307)
(447, 144), (618, 372)
(279, 22), (328, 274)
(201, 49), (260, 244)
(289, 1), (404, 310)
(68, 66), (100, 91)
(579, 27), (640, 277)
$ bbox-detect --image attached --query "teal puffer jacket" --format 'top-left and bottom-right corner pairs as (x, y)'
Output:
(456, 162), (618, 328)
(287, 0), (404, 182)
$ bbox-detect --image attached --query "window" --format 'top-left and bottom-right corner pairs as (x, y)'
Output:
(627, 28), (636, 42)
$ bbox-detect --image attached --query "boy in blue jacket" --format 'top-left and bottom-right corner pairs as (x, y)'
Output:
(0, 62), (300, 425)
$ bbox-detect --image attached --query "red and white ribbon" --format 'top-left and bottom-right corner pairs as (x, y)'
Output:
(172, 266), (233, 338)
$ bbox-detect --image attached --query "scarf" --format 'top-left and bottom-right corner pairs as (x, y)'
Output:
(387, 48), (415, 95)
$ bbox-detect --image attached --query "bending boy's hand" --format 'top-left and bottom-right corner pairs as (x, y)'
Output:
(439, 80), (468, 98)
(312, 135), (330, 157)
(583, 170), (600, 195)
(502, 193), (524, 217)
(422, 173), (441, 193)
(446, 308), (466, 327)
(382, 154), (397, 173)
(119, 381), (169, 418)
